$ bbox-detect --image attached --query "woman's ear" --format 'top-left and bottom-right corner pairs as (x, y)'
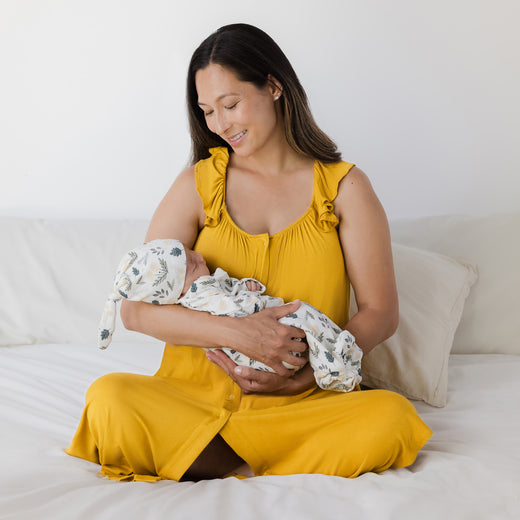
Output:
(267, 74), (283, 101)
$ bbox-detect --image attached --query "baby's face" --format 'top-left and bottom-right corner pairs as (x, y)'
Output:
(181, 249), (210, 295)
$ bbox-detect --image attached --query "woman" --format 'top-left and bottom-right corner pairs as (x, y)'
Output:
(66, 23), (431, 481)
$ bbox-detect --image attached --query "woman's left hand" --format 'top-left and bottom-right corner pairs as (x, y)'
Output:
(206, 349), (316, 395)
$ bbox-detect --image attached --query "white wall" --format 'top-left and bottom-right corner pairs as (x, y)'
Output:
(1, 0), (519, 221)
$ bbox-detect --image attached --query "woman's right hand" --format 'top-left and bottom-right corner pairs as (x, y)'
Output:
(226, 300), (308, 376)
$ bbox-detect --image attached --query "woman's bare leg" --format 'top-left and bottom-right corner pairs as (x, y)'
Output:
(180, 434), (246, 481)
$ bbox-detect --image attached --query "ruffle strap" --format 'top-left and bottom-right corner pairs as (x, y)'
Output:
(317, 200), (340, 230)
(313, 161), (355, 231)
(195, 147), (230, 227)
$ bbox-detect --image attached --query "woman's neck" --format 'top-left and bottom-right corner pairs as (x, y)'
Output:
(230, 141), (309, 178)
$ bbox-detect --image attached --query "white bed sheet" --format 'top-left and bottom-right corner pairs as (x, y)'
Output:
(1, 342), (519, 520)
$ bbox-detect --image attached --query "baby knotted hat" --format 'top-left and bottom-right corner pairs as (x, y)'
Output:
(98, 239), (187, 349)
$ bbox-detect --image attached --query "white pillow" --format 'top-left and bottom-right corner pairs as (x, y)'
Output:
(352, 243), (477, 407)
(0, 218), (157, 346)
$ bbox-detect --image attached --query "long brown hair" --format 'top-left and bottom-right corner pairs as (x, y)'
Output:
(186, 23), (342, 164)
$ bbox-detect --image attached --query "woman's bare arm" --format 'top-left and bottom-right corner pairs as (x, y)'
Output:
(335, 166), (399, 355)
(120, 167), (306, 375)
(120, 165), (202, 333)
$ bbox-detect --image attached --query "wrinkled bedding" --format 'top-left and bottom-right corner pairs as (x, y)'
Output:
(1, 342), (519, 519)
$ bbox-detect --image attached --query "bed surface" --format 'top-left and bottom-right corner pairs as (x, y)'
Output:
(1, 214), (519, 519)
(1, 341), (519, 520)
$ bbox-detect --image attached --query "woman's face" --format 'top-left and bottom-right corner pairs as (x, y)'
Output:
(195, 64), (283, 157)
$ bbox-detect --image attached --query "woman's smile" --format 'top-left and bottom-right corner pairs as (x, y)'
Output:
(228, 130), (247, 144)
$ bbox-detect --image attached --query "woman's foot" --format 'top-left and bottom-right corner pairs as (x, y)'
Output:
(224, 462), (255, 478)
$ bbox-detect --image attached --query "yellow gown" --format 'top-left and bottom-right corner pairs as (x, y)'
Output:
(66, 147), (432, 481)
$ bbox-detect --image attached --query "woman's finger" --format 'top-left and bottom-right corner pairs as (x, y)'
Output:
(206, 349), (238, 378)
(208, 349), (289, 391)
(234, 365), (285, 394)
(267, 299), (301, 319)
(288, 336), (308, 352)
(285, 353), (308, 369)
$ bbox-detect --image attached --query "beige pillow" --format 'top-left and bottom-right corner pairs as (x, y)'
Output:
(390, 213), (520, 355)
(352, 243), (477, 407)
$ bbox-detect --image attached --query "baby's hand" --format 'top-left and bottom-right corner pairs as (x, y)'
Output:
(245, 280), (263, 292)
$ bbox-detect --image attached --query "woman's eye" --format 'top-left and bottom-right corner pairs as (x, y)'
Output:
(204, 110), (214, 117)
(225, 102), (238, 110)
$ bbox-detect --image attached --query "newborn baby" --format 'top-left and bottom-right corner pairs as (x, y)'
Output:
(99, 239), (362, 392)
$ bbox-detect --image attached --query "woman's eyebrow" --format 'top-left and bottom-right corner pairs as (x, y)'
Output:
(197, 93), (240, 107)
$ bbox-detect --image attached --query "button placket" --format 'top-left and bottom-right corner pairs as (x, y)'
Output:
(255, 233), (270, 282)
(222, 380), (241, 412)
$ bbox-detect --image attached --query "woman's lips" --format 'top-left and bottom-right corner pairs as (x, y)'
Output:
(228, 130), (247, 144)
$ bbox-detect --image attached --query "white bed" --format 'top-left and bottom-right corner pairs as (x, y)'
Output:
(1, 214), (519, 519)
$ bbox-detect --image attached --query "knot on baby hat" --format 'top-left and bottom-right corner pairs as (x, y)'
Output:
(98, 239), (187, 349)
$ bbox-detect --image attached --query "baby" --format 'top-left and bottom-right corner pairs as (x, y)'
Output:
(99, 239), (363, 392)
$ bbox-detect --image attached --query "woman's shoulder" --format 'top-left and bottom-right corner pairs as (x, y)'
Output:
(176, 164), (196, 182)
(166, 165), (199, 203)
(336, 165), (375, 198)
(314, 158), (356, 203)
(318, 158), (356, 178)
(334, 165), (385, 221)
(145, 164), (203, 245)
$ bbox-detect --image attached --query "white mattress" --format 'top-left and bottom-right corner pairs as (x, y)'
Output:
(1, 342), (519, 520)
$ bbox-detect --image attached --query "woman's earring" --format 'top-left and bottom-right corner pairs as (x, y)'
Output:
(274, 93), (281, 101)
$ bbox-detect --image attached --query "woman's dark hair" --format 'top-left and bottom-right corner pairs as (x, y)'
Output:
(186, 23), (341, 164)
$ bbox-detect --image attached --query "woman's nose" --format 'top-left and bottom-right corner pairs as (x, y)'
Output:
(212, 110), (230, 135)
